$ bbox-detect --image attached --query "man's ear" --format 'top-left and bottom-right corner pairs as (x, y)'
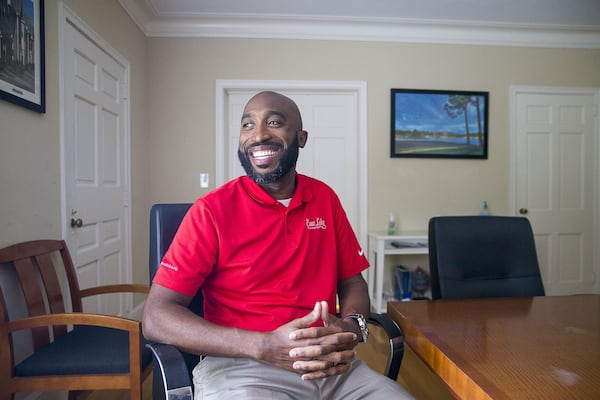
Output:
(298, 130), (308, 148)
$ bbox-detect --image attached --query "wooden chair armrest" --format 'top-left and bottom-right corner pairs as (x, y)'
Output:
(6, 312), (141, 334)
(79, 283), (150, 298)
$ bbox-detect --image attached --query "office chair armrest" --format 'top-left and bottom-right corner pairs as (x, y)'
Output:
(368, 312), (404, 380)
(146, 343), (193, 400)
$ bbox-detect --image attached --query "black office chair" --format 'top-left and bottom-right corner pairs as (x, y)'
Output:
(146, 203), (405, 399)
(428, 216), (545, 300)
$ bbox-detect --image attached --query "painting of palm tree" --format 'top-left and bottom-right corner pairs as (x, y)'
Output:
(391, 89), (488, 159)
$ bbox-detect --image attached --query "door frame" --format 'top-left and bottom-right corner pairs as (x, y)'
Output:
(509, 85), (600, 293)
(58, 4), (133, 283)
(215, 80), (368, 247)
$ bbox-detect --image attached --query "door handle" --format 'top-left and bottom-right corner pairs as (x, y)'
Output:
(519, 208), (528, 215)
(71, 218), (83, 228)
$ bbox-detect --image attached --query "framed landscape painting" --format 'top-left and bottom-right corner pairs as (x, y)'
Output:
(391, 88), (488, 159)
(0, 0), (45, 113)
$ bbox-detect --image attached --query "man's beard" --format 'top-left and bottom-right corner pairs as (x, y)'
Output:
(238, 136), (300, 185)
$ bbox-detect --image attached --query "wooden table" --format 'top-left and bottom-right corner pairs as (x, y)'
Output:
(388, 295), (600, 400)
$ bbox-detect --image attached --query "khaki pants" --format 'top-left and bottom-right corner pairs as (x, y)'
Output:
(192, 357), (414, 400)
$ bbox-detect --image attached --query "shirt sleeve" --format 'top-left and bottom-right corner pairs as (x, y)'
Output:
(332, 192), (369, 280)
(152, 200), (218, 297)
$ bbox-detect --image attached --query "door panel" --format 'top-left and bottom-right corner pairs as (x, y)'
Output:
(295, 93), (358, 228)
(62, 14), (131, 315)
(515, 91), (596, 294)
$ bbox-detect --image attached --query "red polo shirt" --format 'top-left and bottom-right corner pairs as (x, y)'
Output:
(153, 174), (368, 331)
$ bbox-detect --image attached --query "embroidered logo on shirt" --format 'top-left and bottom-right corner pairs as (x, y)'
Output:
(160, 261), (178, 271)
(306, 217), (327, 230)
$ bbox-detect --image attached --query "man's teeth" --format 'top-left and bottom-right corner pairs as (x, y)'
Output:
(252, 150), (275, 159)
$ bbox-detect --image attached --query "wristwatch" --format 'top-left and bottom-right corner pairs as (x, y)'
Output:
(345, 313), (369, 342)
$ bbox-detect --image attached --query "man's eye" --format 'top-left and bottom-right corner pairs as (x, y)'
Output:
(242, 122), (254, 129)
(267, 120), (281, 127)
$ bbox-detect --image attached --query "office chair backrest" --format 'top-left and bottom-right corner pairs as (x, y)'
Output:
(149, 203), (202, 374)
(428, 216), (545, 299)
(149, 203), (192, 282)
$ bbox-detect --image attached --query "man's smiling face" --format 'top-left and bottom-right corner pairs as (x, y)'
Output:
(238, 92), (307, 185)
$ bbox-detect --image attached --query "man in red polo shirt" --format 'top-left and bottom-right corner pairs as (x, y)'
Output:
(143, 91), (413, 399)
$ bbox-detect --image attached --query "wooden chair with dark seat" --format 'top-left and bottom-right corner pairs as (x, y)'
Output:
(146, 203), (405, 400)
(0, 239), (153, 400)
(428, 215), (545, 299)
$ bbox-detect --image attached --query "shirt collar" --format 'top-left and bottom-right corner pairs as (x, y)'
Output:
(241, 174), (313, 207)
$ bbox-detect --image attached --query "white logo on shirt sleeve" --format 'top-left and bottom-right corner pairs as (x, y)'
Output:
(160, 261), (178, 271)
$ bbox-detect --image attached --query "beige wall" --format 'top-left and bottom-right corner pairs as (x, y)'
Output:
(144, 38), (600, 233)
(1, 0), (599, 286)
(0, 0), (148, 284)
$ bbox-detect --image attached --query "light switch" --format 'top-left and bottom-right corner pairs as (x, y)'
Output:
(200, 173), (209, 188)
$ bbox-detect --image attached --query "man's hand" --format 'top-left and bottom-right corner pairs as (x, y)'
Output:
(287, 301), (359, 380)
(258, 300), (326, 372)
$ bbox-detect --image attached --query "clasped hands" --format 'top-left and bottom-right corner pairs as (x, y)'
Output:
(265, 300), (359, 381)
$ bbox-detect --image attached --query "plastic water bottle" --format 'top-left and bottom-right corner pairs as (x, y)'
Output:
(387, 214), (396, 235)
(481, 201), (491, 216)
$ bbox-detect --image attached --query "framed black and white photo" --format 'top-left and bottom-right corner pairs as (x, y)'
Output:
(391, 88), (488, 159)
(0, 0), (45, 113)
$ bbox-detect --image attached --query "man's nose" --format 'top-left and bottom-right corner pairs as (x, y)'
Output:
(254, 124), (272, 142)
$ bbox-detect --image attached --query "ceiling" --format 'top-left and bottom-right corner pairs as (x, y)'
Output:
(118, 0), (600, 48)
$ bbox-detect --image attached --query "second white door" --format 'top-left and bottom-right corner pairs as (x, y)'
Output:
(513, 88), (598, 295)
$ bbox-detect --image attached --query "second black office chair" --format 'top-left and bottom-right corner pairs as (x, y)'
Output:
(428, 216), (545, 300)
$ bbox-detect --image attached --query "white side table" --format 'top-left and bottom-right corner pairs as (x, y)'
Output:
(367, 231), (428, 313)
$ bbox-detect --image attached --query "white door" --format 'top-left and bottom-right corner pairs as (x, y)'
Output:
(225, 88), (362, 239)
(61, 7), (132, 315)
(513, 88), (598, 295)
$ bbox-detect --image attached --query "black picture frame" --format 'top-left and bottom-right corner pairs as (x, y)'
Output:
(0, 0), (45, 113)
(391, 88), (488, 159)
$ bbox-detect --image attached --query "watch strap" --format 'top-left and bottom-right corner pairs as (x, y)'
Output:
(344, 313), (369, 342)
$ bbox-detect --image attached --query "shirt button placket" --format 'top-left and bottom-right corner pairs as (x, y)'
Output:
(284, 207), (298, 249)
